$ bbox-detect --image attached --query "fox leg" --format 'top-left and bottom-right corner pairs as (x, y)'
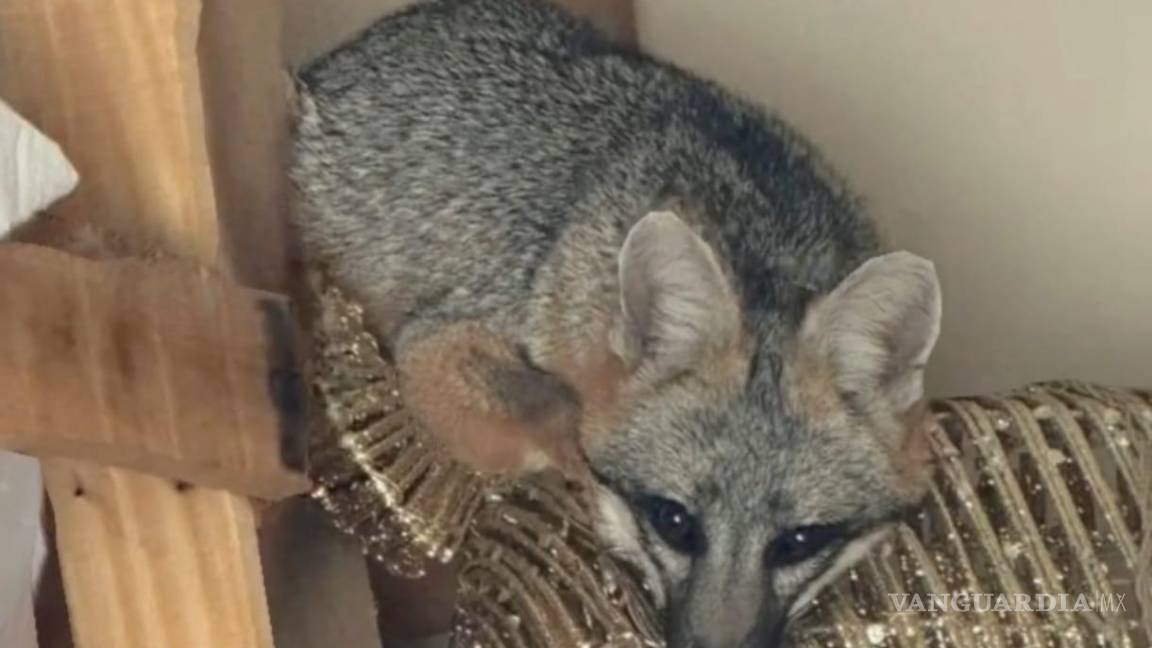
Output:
(395, 322), (583, 475)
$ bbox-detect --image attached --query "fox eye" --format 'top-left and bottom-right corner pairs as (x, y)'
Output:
(638, 496), (704, 555)
(768, 524), (841, 567)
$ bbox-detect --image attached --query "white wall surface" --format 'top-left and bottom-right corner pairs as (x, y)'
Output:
(638, 1), (1152, 396)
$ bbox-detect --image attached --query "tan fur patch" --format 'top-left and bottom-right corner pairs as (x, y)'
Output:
(782, 346), (846, 429)
(552, 323), (753, 455)
(784, 344), (934, 503)
(892, 401), (935, 499)
(694, 332), (756, 395)
(553, 342), (629, 447)
(397, 322), (582, 475)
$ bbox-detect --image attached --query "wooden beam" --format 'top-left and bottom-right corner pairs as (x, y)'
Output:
(0, 244), (308, 500)
(199, 1), (390, 643)
(0, 0), (223, 267)
(198, 0), (293, 293)
(0, 2), (293, 646)
(43, 459), (274, 648)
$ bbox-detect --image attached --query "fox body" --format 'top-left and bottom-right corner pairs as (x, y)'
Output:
(292, 1), (942, 646)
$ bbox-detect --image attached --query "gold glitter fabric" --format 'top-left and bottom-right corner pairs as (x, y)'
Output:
(453, 473), (663, 647)
(306, 275), (1150, 647)
(307, 272), (494, 577)
(790, 384), (1150, 648)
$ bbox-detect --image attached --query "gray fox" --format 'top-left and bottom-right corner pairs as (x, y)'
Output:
(291, 0), (942, 645)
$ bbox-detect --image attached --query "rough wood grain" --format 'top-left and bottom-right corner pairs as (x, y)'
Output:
(0, 0), (222, 266)
(0, 1), (294, 647)
(199, 0), (293, 292)
(42, 459), (275, 648)
(0, 244), (308, 499)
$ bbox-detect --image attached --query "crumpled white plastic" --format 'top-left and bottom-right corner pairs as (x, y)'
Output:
(0, 98), (79, 237)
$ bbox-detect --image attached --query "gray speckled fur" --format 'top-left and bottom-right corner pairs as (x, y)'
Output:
(292, 0), (877, 350)
(291, 2), (918, 646)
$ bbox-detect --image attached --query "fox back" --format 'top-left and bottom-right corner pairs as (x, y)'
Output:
(293, 1), (942, 646)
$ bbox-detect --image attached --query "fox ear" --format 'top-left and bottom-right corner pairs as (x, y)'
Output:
(798, 252), (942, 413)
(613, 211), (741, 383)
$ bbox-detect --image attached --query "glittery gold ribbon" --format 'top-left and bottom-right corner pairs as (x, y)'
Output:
(790, 384), (1150, 648)
(306, 272), (1149, 647)
(306, 272), (492, 576)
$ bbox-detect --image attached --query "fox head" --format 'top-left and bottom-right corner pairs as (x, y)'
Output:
(575, 211), (942, 647)
(412, 207), (942, 646)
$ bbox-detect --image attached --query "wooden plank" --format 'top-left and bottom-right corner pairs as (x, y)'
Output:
(0, 0), (223, 267)
(199, 0), (292, 292)
(43, 459), (274, 648)
(0, 243), (308, 500)
(198, 2), (390, 645)
(1, 1), (289, 647)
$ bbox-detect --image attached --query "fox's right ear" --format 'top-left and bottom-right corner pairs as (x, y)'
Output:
(612, 211), (741, 385)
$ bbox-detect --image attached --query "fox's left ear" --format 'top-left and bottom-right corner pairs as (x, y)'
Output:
(613, 210), (742, 385)
(796, 251), (942, 414)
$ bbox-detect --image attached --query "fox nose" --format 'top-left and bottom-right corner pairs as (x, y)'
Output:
(677, 597), (786, 648)
(689, 620), (787, 648)
(693, 631), (787, 648)
(675, 591), (788, 648)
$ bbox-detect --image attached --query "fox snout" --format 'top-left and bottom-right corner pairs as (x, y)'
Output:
(664, 553), (789, 648)
(667, 590), (787, 648)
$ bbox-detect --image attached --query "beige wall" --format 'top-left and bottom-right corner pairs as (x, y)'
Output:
(283, 0), (411, 68)
(282, 0), (633, 68)
(638, 0), (1152, 396)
